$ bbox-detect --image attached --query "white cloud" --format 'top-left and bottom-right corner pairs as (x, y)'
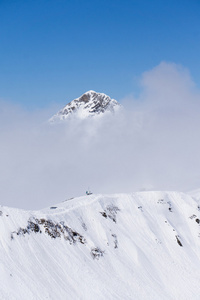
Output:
(1, 62), (200, 209)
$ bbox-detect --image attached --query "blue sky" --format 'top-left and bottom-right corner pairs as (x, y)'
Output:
(0, 0), (200, 109)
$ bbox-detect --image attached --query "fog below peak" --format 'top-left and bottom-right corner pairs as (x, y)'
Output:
(1, 62), (200, 209)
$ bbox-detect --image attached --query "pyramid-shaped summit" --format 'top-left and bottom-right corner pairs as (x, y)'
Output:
(50, 90), (121, 122)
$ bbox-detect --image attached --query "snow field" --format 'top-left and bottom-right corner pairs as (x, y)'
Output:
(0, 191), (200, 299)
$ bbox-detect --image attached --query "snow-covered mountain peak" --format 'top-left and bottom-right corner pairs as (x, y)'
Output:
(49, 90), (121, 122)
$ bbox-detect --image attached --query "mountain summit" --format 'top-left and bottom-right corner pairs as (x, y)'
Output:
(50, 90), (121, 122)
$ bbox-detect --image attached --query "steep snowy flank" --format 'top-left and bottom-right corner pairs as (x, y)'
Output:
(49, 90), (121, 122)
(1, 191), (200, 299)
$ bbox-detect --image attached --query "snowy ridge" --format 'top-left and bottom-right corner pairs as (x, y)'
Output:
(1, 191), (200, 299)
(49, 90), (121, 122)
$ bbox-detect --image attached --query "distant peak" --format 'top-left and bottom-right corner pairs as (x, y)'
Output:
(85, 90), (96, 94)
(80, 90), (108, 98)
(49, 90), (121, 122)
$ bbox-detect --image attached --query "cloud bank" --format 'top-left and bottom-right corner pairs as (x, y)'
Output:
(1, 62), (200, 209)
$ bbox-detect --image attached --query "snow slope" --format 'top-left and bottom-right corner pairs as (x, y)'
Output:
(188, 188), (200, 203)
(49, 90), (121, 122)
(1, 191), (200, 299)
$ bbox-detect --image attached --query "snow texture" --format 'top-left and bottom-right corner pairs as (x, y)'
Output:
(1, 191), (200, 299)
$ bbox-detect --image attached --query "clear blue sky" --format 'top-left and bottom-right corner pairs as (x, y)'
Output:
(0, 0), (200, 109)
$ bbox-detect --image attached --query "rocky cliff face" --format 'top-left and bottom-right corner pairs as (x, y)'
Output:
(50, 90), (121, 122)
